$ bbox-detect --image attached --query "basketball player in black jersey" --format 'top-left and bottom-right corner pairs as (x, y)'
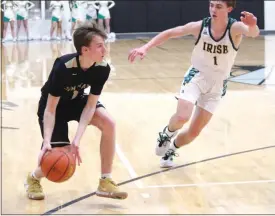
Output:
(25, 24), (128, 200)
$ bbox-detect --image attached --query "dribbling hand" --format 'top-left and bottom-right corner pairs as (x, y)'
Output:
(71, 142), (82, 166)
(38, 141), (52, 166)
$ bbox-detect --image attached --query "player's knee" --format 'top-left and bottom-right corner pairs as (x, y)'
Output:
(174, 113), (191, 125)
(98, 115), (116, 133)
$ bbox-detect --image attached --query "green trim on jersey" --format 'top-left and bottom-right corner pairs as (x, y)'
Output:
(222, 80), (228, 97)
(182, 67), (199, 86)
(228, 18), (239, 51)
(195, 17), (210, 45)
(196, 17), (238, 51)
(183, 67), (228, 97)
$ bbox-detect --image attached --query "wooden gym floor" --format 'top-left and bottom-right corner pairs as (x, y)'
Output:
(1, 35), (275, 215)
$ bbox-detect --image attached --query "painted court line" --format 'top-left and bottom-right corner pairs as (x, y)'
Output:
(144, 179), (275, 188)
(116, 143), (143, 188)
(43, 144), (275, 215)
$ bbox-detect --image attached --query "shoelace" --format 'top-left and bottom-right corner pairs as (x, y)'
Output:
(162, 149), (179, 160)
(106, 179), (118, 187)
(30, 179), (43, 192)
(157, 132), (171, 147)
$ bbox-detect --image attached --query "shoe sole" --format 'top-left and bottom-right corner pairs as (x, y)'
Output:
(96, 191), (128, 200)
(160, 164), (174, 168)
(27, 194), (45, 200)
(24, 180), (45, 200)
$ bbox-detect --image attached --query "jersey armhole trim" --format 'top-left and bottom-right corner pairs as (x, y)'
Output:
(194, 20), (204, 45)
(228, 20), (239, 51)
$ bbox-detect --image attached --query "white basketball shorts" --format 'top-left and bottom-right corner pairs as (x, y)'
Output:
(178, 66), (228, 114)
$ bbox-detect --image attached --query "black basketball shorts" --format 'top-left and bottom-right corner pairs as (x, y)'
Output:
(38, 95), (105, 149)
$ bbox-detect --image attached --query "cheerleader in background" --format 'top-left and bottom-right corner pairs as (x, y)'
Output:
(92, 1), (115, 35)
(86, 1), (97, 25)
(1, 0), (18, 42)
(14, 1), (35, 41)
(70, 0), (87, 35)
(61, 0), (72, 40)
(49, 1), (64, 40)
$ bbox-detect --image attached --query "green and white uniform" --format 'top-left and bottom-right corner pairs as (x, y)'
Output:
(15, 1), (34, 20)
(93, 1), (115, 19)
(50, 1), (63, 22)
(179, 17), (239, 113)
(86, 1), (97, 20)
(3, 1), (16, 22)
(71, 1), (87, 23)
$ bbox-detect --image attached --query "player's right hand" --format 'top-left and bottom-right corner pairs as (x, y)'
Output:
(128, 46), (147, 63)
(38, 141), (52, 166)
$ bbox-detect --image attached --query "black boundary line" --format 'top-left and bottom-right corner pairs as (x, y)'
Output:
(1, 126), (19, 130)
(42, 144), (275, 215)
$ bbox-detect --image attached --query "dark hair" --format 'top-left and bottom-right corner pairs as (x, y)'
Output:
(73, 23), (107, 55)
(210, 0), (236, 8)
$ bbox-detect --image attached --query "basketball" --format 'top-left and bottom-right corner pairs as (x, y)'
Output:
(40, 146), (76, 183)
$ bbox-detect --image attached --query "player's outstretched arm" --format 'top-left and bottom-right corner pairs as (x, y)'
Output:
(128, 20), (202, 63)
(232, 11), (260, 38)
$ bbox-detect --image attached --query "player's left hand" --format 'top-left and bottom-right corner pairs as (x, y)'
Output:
(71, 142), (82, 166)
(240, 11), (257, 27)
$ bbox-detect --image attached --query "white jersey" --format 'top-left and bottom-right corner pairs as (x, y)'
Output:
(191, 17), (238, 80)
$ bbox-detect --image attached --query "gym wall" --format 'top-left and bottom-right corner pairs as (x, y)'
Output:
(2, 0), (274, 39)
(110, 0), (265, 33)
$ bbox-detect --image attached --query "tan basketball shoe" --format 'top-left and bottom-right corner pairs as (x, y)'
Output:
(96, 178), (128, 200)
(24, 173), (45, 200)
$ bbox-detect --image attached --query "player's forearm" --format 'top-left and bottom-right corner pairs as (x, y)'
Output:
(247, 25), (260, 38)
(43, 110), (56, 143)
(143, 31), (170, 51)
(73, 107), (96, 144)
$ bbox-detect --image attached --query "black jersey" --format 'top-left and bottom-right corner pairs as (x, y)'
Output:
(40, 53), (110, 103)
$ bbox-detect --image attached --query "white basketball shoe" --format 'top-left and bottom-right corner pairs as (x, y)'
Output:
(155, 126), (177, 156)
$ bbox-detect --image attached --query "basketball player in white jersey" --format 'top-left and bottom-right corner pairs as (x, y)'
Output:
(128, 0), (260, 167)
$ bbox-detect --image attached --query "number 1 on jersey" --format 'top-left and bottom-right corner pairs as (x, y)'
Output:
(214, 56), (218, 65)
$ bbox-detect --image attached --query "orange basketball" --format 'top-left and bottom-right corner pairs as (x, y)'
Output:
(41, 146), (76, 183)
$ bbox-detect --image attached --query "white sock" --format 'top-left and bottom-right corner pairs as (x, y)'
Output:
(165, 126), (177, 137)
(170, 140), (180, 151)
(101, 173), (112, 179)
(32, 171), (41, 181)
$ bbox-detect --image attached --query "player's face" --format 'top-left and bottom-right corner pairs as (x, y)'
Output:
(84, 35), (106, 62)
(209, 1), (233, 20)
